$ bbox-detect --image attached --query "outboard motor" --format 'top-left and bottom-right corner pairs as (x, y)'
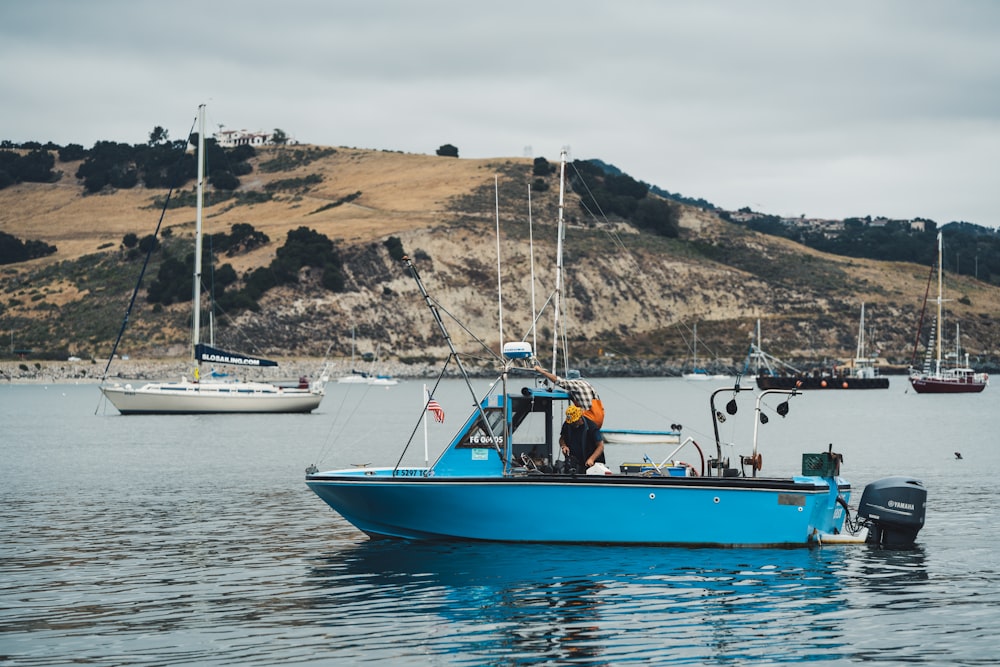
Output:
(857, 477), (926, 548)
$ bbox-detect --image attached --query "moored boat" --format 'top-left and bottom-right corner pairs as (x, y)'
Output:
(751, 311), (889, 390)
(306, 335), (925, 547)
(908, 232), (988, 394)
(99, 105), (325, 414)
(306, 152), (924, 547)
(681, 323), (731, 381)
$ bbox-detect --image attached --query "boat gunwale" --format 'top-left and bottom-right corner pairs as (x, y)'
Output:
(306, 471), (848, 493)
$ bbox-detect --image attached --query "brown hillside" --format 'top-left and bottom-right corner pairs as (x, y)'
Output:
(2, 146), (999, 376)
(0, 147), (522, 265)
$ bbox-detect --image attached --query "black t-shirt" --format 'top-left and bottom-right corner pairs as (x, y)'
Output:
(560, 417), (605, 466)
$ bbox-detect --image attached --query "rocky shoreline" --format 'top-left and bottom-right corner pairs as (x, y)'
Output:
(0, 358), (394, 385)
(1, 357), (924, 385)
(1, 356), (698, 385)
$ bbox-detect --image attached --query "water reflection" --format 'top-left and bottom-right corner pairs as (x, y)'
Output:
(308, 541), (860, 664)
(847, 545), (929, 590)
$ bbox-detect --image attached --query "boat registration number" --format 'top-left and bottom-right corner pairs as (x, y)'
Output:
(778, 493), (806, 506)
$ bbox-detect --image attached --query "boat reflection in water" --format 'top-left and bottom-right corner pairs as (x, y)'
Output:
(308, 540), (872, 664)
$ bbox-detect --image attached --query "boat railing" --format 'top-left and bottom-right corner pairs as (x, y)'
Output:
(642, 436), (706, 476)
(709, 384), (800, 479)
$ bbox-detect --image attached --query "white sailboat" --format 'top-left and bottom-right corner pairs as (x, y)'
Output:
(848, 302), (887, 384)
(682, 323), (730, 381)
(337, 334), (398, 385)
(336, 326), (370, 384)
(100, 105), (326, 414)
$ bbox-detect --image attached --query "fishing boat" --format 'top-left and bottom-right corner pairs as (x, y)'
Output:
(100, 105), (326, 414)
(908, 232), (988, 394)
(681, 323), (730, 381)
(752, 310), (889, 390)
(306, 153), (925, 548)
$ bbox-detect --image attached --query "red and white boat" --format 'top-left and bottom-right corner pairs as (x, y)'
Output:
(908, 233), (988, 394)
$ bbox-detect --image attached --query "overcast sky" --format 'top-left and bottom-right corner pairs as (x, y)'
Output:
(3, 1), (999, 227)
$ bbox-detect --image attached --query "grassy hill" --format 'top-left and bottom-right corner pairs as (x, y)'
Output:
(2, 145), (999, 376)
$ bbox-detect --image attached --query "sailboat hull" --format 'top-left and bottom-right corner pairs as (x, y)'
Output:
(101, 380), (323, 414)
(307, 469), (850, 547)
(908, 375), (987, 394)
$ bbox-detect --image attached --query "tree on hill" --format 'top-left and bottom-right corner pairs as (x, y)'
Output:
(273, 226), (345, 290)
(0, 149), (59, 189)
(70, 129), (252, 194)
(58, 143), (88, 162)
(148, 126), (170, 146)
(569, 159), (682, 237)
(0, 231), (57, 265)
(436, 144), (459, 158)
(533, 157), (553, 176)
(633, 197), (680, 238)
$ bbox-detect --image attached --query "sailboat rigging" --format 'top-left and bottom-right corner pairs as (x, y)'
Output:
(682, 323), (730, 381)
(99, 104), (326, 414)
(908, 232), (988, 394)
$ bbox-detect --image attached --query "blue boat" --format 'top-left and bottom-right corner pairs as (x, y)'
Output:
(306, 263), (925, 547)
(306, 153), (925, 548)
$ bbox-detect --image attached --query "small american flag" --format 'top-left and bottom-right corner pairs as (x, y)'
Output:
(427, 397), (445, 423)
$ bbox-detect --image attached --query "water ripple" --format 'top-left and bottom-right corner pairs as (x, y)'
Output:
(3, 383), (1000, 665)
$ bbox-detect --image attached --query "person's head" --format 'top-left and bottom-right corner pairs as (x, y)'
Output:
(565, 405), (583, 424)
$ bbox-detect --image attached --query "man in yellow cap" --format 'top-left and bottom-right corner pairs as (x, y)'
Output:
(560, 404), (605, 472)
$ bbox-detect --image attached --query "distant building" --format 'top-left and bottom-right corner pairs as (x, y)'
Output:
(214, 129), (275, 148)
(729, 211), (765, 223)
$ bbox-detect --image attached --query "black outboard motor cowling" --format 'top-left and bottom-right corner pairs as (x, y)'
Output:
(858, 477), (927, 548)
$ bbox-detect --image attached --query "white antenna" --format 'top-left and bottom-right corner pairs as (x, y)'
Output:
(550, 150), (567, 375)
(494, 175), (504, 353)
(527, 183), (537, 355)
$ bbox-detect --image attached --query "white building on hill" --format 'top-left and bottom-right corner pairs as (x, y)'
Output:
(214, 129), (274, 147)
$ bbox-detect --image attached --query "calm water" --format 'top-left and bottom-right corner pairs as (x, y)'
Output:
(2, 377), (998, 666)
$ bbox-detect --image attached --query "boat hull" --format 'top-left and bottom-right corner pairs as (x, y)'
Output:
(602, 429), (681, 446)
(909, 376), (987, 394)
(307, 469), (849, 547)
(756, 375), (889, 390)
(101, 381), (323, 414)
(682, 371), (731, 382)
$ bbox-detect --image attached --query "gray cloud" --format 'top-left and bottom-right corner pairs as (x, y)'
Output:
(3, 0), (998, 226)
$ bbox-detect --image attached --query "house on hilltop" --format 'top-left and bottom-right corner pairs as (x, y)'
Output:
(214, 129), (274, 148)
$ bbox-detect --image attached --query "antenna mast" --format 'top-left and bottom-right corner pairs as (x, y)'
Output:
(550, 150), (567, 375)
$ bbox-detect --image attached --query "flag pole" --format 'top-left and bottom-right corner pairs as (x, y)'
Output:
(423, 384), (429, 466)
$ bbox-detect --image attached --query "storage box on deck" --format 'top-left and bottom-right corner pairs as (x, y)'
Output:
(801, 452), (840, 477)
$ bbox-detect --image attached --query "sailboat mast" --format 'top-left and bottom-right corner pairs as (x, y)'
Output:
(550, 150), (567, 375)
(192, 104), (206, 360)
(693, 323), (698, 368)
(935, 231), (942, 376)
(856, 303), (866, 359)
